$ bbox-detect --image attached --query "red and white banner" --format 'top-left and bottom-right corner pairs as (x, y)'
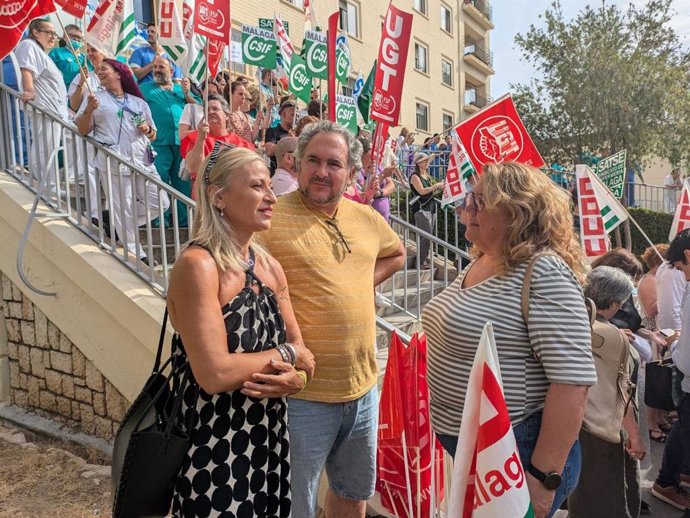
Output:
(158, 0), (187, 66)
(56, 0), (87, 18)
(448, 323), (534, 518)
(304, 0), (318, 31)
(670, 183), (690, 241)
(442, 130), (473, 208)
(454, 95), (545, 174)
(376, 333), (444, 518)
(370, 4), (413, 126)
(576, 166), (610, 260)
(327, 11), (338, 122)
(0, 0), (56, 61)
(372, 121), (389, 170)
(193, 0), (230, 42)
(206, 38), (224, 78)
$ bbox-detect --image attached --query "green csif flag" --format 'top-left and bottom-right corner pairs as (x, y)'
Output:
(241, 25), (276, 69)
(335, 45), (350, 85)
(303, 30), (328, 80)
(289, 53), (312, 104)
(357, 61), (376, 124)
(336, 95), (358, 135)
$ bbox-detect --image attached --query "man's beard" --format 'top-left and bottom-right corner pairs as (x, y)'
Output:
(153, 72), (171, 86)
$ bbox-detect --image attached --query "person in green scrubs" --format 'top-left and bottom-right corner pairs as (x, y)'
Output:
(49, 24), (88, 90)
(139, 55), (198, 227)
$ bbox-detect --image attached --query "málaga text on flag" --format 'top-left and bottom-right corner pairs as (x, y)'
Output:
(593, 150), (627, 200)
(85, 0), (138, 58)
(335, 95), (358, 134)
(241, 25), (276, 69)
(442, 131), (475, 208)
(158, 0), (187, 67)
(181, 0), (206, 83)
(669, 182), (690, 241)
(370, 4), (413, 126)
(193, 0), (230, 42)
(454, 95), (545, 174)
(56, 0), (88, 18)
(303, 30), (327, 80)
(0, 0), (55, 60)
(448, 322), (534, 518)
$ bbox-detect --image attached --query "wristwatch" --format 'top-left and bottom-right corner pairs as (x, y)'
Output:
(527, 463), (562, 491)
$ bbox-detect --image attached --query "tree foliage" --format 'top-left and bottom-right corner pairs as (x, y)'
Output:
(513, 0), (690, 168)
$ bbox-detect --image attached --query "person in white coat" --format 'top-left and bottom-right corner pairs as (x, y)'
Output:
(74, 59), (169, 266)
(15, 19), (68, 197)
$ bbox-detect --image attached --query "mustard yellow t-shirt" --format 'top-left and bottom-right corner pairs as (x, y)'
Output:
(260, 191), (401, 403)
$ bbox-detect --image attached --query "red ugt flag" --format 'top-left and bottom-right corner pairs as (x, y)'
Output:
(0, 0), (56, 61)
(193, 0), (230, 42)
(370, 4), (413, 126)
(669, 183), (690, 241)
(454, 95), (545, 174)
(55, 0), (87, 18)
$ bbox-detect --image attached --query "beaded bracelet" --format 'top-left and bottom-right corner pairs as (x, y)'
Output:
(276, 344), (296, 366)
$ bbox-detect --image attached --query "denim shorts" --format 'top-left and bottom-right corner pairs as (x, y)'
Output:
(287, 386), (378, 518)
(438, 412), (581, 518)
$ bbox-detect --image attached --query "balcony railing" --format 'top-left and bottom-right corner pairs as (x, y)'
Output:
(465, 0), (493, 22)
(464, 42), (493, 68)
(464, 90), (489, 109)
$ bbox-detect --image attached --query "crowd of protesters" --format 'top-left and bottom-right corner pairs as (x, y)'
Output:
(10, 16), (690, 518)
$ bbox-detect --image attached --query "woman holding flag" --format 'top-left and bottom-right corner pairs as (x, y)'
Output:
(422, 162), (597, 518)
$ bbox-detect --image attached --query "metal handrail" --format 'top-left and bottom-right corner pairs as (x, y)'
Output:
(464, 42), (494, 68)
(467, 0), (493, 22)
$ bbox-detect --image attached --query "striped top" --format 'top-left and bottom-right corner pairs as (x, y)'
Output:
(422, 254), (597, 435)
(260, 192), (401, 403)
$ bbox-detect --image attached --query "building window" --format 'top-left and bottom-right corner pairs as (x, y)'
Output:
(415, 42), (428, 74)
(441, 58), (453, 87)
(286, 0), (304, 7)
(339, 0), (359, 38)
(416, 102), (429, 132)
(414, 0), (427, 15)
(440, 4), (452, 33)
(231, 29), (246, 75)
(442, 112), (454, 131)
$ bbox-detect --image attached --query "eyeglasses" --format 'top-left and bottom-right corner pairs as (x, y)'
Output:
(463, 192), (485, 215)
(68, 33), (83, 41)
(203, 140), (237, 185)
(324, 218), (351, 254)
(38, 29), (59, 38)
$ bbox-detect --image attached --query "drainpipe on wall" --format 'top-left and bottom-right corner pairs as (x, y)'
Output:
(0, 305), (9, 401)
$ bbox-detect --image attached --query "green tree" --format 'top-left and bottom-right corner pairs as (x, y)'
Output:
(513, 0), (690, 169)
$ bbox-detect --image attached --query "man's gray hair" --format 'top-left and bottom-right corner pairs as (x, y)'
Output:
(295, 120), (362, 171)
(583, 266), (634, 310)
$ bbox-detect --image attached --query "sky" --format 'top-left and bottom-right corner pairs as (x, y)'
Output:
(491, 0), (690, 96)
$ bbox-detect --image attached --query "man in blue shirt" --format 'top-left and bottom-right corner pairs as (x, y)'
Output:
(129, 23), (182, 84)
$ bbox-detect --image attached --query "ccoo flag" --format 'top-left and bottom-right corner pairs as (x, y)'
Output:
(448, 322), (534, 518)
(86, 0), (138, 58)
(181, 0), (206, 83)
(274, 14), (294, 74)
(158, 0), (187, 67)
(580, 165), (628, 233)
(669, 182), (690, 241)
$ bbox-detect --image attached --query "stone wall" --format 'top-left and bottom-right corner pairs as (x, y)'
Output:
(1, 273), (129, 440)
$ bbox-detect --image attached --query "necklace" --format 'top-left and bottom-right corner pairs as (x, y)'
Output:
(107, 90), (127, 118)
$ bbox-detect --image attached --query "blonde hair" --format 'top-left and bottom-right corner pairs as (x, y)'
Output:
(641, 243), (668, 270)
(475, 162), (586, 279)
(190, 147), (270, 272)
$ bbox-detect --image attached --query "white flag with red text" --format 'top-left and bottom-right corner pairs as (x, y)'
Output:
(670, 182), (690, 241)
(448, 322), (534, 518)
(274, 14), (294, 76)
(158, 0), (187, 66)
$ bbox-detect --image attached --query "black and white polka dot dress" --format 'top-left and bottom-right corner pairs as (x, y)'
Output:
(171, 261), (291, 518)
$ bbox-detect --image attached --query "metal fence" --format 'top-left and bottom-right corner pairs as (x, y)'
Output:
(0, 82), (193, 294)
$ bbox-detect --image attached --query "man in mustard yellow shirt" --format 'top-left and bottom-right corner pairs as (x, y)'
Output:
(261, 120), (405, 518)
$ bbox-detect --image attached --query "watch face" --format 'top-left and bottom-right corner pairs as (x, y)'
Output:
(544, 473), (562, 491)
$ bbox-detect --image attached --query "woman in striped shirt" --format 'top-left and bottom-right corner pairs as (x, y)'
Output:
(423, 162), (597, 518)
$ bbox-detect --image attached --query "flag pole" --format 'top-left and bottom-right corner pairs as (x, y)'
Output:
(204, 37), (210, 121)
(55, 13), (93, 95)
(401, 431), (415, 518)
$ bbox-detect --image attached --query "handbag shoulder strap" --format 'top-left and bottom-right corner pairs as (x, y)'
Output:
(520, 251), (559, 324)
(153, 308), (168, 373)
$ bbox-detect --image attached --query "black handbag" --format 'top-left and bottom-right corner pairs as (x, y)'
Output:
(645, 356), (682, 411)
(111, 309), (198, 518)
